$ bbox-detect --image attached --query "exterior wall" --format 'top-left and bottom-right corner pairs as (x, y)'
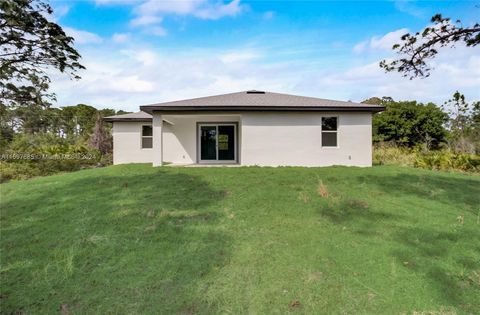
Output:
(112, 122), (153, 165)
(112, 112), (373, 167)
(162, 115), (240, 164)
(152, 114), (163, 167)
(240, 112), (372, 167)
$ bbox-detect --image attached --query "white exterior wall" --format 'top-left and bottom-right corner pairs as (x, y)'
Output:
(112, 112), (373, 167)
(112, 122), (153, 165)
(162, 115), (240, 164)
(240, 112), (372, 167)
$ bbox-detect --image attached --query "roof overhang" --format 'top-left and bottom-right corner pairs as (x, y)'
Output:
(103, 117), (152, 122)
(140, 105), (386, 114)
(103, 117), (175, 125)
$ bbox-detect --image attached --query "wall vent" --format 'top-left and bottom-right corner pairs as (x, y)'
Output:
(246, 90), (265, 94)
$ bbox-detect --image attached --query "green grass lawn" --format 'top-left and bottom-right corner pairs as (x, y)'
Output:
(1, 165), (479, 314)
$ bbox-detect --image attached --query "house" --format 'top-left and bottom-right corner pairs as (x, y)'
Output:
(104, 90), (385, 167)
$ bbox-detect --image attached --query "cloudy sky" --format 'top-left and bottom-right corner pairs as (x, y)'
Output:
(49, 0), (480, 111)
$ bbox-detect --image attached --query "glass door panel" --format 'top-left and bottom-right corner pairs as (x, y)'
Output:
(200, 126), (217, 160)
(218, 125), (235, 160)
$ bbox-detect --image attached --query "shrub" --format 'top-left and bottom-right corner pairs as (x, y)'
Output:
(0, 162), (41, 182)
(373, 143), (480, 173)
(414, 151), (480, 172)
(373, 142), (416, 166)
(0, 133), (111, 182)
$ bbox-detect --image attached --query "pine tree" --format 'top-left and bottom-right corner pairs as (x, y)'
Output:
(88, 113), (112, 155)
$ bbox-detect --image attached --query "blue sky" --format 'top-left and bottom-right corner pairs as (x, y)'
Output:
(49, 0), (480, 111)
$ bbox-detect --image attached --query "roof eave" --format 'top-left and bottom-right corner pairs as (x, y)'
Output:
(103, 117), (152, 122)
(140, 105), (386, 114)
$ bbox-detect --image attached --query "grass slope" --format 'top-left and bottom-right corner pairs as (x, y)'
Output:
(1, 165), (479, 314)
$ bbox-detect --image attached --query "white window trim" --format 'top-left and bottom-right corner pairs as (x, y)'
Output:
(321, 116), (339, 148)
(141, 124), (153, 150)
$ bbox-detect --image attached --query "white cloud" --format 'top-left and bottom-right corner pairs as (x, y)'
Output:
(219, 51), (259, 63)
(130, 15), (162, 26)
(353, 41), (367, 54)
(53, 4), (70, 20)
(149, 26), (168, 37)
(50, 38), (480, 111)
(194, 0), (242, 20)
(112, 33), (131, 43)
(129, 15), (167, 36)
(394, 0), (426, 18)
(109, 75), (154, 92)
(43, 3), (70, 23)
(354, 28), (409, 53)
(124, 1), (243, 37)
(63, 27), (103, 44)
(370, 28), (409, 50)
(299, 44), (480, 104)
(121, 49), (158, 65)
(50, 47), (287, 110)
(136, 0), (202, 16)
(131, 0), (243, 28)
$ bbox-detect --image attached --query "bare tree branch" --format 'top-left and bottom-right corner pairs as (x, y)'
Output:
(380, 14), (480, 79)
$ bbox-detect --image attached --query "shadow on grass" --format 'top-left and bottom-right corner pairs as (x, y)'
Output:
(317, 197), (405, 224)
(360, 173), (480, 212)
(1, 169), (231, 314)
(316, 171), (480, 312)
(391, 226), (480, 313)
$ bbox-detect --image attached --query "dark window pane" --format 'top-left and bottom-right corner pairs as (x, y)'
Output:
(218, 125), (235, 160)
(142, 125), (152, 137)
(322, 117), (337, 131)
(201, 126), (217, 160)
(142, 137), (152, 148)
(322, 132), (337, 147)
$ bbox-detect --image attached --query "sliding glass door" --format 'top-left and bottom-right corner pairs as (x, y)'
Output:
(200, 126), (217, 160)
(218, 125), (235, 160)
(199, 124), (236, 163)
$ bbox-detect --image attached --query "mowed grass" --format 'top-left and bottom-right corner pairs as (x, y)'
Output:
(1, 165), (479, 314)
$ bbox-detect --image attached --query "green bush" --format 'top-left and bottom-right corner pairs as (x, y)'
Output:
(0, 133), (110, 182)
(0, 162), (41, 182)
(373, 143), (416, 166)
(374, 143), (480, 173)
(414, 151), (480, 172)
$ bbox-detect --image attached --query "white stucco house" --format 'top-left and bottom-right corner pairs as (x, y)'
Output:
(104, 90), (384, 167)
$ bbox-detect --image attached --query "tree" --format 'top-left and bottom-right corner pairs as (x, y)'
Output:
(380, 14), (480, 79)
(60, 104), (98, 138)
(362, 96), (394, 105)
(0, 0), (84, 132)
(444, 92), (469, 133)
(0, 102), (14, 149)
(99, 108), (116, 118)
(443, 91), (479, 153)
(88, 113), (112, 155)
(472, 101), (480, 153)
(371, 98), (448, 149)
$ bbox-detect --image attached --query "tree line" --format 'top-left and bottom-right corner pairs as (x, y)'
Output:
(365, 92), (480, 153)
(0, 103), (127, 151)
(0, 104), (128, 181)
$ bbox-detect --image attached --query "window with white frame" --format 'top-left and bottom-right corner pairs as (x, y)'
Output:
(321, 117), (337, 147)
(141, 125), (153, 149)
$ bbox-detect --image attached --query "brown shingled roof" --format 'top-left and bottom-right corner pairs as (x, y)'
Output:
(104, 111), (152, 122)
(140, 90), (384, 113)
